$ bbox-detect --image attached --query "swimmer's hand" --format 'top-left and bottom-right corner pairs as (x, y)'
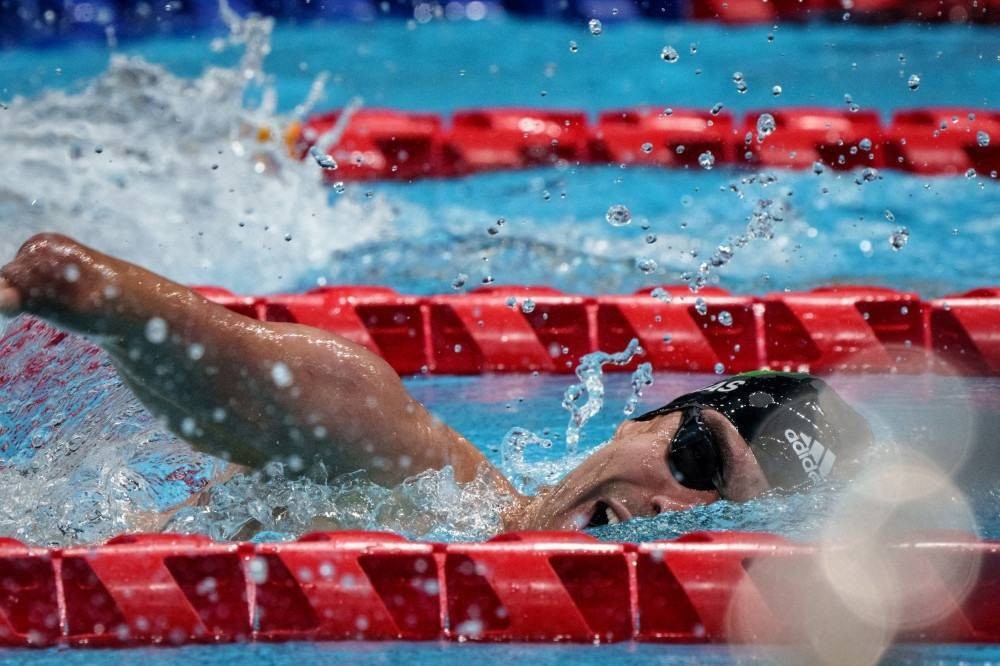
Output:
(0, 234), (80, 314)
(0, 233), (104, 328)
(0, 277), (20, 313)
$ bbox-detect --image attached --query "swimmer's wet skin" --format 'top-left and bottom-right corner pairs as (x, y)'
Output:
(0, 233), (873, 534)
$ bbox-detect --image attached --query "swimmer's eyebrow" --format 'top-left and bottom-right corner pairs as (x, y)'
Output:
(699, 408), (747, 446)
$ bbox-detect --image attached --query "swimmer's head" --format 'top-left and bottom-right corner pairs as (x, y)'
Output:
(633, 372), (873, 491)
(508, 372), (872, 532)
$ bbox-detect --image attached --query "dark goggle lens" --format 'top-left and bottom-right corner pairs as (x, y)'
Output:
(667, 406), (722, 491)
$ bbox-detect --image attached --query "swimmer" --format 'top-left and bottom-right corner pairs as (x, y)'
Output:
(0, 234), (873, 532)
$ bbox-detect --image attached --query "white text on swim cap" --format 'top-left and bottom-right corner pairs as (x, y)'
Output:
(785, 429), (836, 484)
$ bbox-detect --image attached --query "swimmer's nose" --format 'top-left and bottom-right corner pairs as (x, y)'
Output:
(651, 494), (685, 515)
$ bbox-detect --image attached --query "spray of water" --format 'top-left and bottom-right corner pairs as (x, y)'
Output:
(562, 337), (645, 451)
(685, 177), (789, 292)
(498, 339), (653, 495)
(0, 3), (393, 295)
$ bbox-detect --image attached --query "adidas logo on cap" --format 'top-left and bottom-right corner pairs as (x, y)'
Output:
(784, 429), (836, 484)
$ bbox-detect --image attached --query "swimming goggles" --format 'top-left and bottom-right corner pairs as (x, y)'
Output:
(667, 405), (724, 491)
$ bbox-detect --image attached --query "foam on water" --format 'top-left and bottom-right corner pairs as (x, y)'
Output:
(0, 7), (393, 295)
(0, 318), (225, 545)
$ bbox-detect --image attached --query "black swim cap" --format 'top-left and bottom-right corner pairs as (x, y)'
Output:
(633, 372), (872, 490)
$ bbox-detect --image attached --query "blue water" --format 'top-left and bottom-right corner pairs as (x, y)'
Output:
(3, 21), (997, 113)
(1, 20), (997, 297)
(1, 12), (999, 664)
(3, 642), (1000, 665)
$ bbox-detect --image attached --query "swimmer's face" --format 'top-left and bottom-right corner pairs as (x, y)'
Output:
(509, 409), (771, 531)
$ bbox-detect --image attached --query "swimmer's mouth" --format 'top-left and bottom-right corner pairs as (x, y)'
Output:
(585, 501), (622, 528)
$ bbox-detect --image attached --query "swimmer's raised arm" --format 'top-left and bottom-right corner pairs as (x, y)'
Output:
(0, 233), (505, 490)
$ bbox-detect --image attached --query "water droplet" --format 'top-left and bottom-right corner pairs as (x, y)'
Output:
(284, 233), (293, 242)
(522, 298), (536, 313)
(645, 233), (657, 244)
(332, 181), (346, 194)
(641, 142), (653, 154)
(569, 40), (578, 53)
(180, 417), (197, 437)
(812, 161), (825, 174)
(605, 204), (632, 227)
(859, 239), (873, 255)
(856, 167), (879, 184)
(660, 45), (679, 63)
(977, 131), (991, 147)
(772, 85), (782, 96)
(710, 102), (724, 116)
(271, 362), (293, 388)
(636, 258), (658, 274)
(718, 310), (733, 327)
(308, 145), (338, 170)
(650, 287), (672, 303)
(732, 71), (748, 94)
(694, 298), (708, 316)
(965, 168), (978, 179)
(698, 151), (715, 170)
(63, 264), (80, 282)
(756, 113), (776, 142)
(145, 317), (168, 344)
(889, 226), (909, 251)
(907, 73), (921, 90)
(249, 557), (269, 584)
(884, 209), (895, 222)
(451, 273), (468, 289)
(588, 18), (602, 35)
(714, 362), (725, 375)
(859, 137), (872, 151)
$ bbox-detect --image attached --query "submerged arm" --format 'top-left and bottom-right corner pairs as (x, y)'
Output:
(0, 233), (503, 489)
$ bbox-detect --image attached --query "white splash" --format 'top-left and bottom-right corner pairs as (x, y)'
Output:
(0, 5), (392, 294)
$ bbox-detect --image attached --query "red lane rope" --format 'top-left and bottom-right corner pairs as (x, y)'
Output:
(690, 0), (999, 23)
(185, 285), (1000, 376)
(0, 531), (995, 646)
(287, 107), (1000, 181)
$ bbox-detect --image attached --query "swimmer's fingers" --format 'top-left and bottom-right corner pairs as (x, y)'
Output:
(0, 277), (22, 314)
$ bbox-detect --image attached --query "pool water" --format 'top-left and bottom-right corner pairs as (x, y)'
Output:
(0, 18), (997, 297)
(0, 7), (999, 664)
(3, 641), (1000, 664)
